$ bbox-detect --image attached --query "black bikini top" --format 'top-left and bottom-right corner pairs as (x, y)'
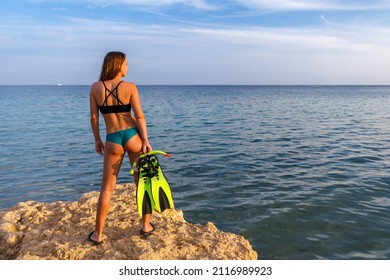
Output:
(98, 81), (131, 114)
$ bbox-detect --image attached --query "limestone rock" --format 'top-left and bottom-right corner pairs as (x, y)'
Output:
(0, 184), (258, 260)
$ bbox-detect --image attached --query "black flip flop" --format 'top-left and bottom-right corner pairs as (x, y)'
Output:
(140, 223), (155, 237)
(88, 231), (103, 246)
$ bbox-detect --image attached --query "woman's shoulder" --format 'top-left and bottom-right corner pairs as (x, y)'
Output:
(121, 81), (138, 92)
(121, 81), (136, 87)
(90, 81), (103, 91)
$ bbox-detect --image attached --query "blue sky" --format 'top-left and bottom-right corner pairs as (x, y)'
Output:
(1, 0), (390, 85)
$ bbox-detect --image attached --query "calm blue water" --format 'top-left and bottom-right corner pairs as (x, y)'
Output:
(0, 85), (389, 259)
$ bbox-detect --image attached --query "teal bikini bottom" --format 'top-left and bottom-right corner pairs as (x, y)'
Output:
(106, 127), (140, 147)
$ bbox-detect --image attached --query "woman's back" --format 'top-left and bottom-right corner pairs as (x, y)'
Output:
(91, 79), (137, 133)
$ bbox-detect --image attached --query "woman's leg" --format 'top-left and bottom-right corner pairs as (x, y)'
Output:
(125, 133), (154, 233)
(90, 142), (125, 243)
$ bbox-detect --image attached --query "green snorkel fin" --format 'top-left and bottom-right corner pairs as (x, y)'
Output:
(136, 156), (154, 217)
(131, 150), (174, 217)
(149, 154), (174, 213)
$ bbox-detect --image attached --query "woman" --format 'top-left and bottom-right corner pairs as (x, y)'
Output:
(88, 51), (153, 245)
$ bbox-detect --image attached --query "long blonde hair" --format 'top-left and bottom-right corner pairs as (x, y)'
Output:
(99, 51), (126, 81)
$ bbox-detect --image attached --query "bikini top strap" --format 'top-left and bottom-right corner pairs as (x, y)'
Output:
(112, 81), (124, 105)
(101, 81), (124, 106)
(112, 80), (124, 92)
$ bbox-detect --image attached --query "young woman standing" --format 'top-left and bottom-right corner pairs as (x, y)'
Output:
(88, 51), (153, 245)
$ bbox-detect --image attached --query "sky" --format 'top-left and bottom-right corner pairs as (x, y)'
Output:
(1, 0), (390, 85)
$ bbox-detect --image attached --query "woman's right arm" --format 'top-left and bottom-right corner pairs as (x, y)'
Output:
(130, 83), (152, 154)
(89, 84), (105, 154)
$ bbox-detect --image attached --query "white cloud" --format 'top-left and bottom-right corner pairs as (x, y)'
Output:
(233, 0), (390, 11)
(126, 0), (217, 9)
(2, 5), (390, 84)
(0, 14), (390, 84)
(28, 0), (390, 12)
(37, 0), (218, 10)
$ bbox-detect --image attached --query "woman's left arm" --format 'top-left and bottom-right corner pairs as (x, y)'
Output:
(89, 84), (104, 154)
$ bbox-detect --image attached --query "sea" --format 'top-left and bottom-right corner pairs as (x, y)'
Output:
(0, 85), (389, 260)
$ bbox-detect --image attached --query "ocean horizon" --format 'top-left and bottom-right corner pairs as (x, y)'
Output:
(1, 84), (390, 86)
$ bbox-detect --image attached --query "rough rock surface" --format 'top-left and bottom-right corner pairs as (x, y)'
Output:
(0, 183), (258, 260)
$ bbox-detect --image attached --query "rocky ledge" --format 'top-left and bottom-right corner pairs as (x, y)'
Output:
(0, 183), (258, 260)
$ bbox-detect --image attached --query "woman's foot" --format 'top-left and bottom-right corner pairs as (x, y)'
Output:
(140, 223), (155, 236)
(88, 231), (103, 245)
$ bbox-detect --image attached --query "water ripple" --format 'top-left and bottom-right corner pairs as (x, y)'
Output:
(1, 85), (390, 259)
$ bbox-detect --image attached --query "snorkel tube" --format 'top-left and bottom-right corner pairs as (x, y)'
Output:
(130, 150), (171, 174)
